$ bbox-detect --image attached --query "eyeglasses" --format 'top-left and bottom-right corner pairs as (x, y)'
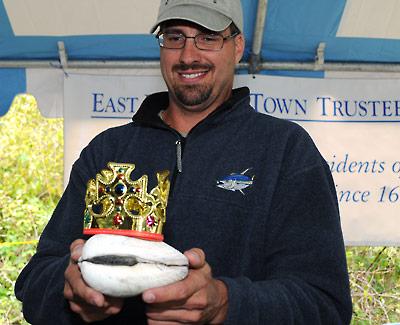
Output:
(156, 32), (239, 51)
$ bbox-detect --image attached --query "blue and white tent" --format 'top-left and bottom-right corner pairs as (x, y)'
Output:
(2, 0), (400, 116)
(1, 0), (400, 245)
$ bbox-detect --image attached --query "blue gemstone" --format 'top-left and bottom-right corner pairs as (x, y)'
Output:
(105, 186), (111, 193)
(114, 183), (126, 196)
(92, 203), (103, 214)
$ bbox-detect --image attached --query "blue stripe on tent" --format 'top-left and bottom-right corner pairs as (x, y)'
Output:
(264, 0), (347, 61)
(0, 69), (26, 116)
(263, 0), (400, 63)
(0, 0), (252, 61)
(327, 37), (400, 62)
(3, 0), (400, 69)
(0, 35), (160, 61)
(0, 1), (13, 37)
(236, 68), (324, 79)
(261, 70), (324, 78)
(267, 0), (346, 37)
(0, 2), (160, 60)
(240, 0), (258, 61)
(0, 0), (255, 61)
(264, 33), (400, 63)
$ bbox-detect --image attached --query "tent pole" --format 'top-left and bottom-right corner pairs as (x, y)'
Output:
(0, 60), (162, 69)
(258, 61), (400, 73)
(249, 0), (268, 74)
(58, 41), (68, 69)
(2, 60), (400, 73)
(315, 42), (326, 67)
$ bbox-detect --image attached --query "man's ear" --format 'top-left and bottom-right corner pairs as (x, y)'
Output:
(234, 34), (245, 64)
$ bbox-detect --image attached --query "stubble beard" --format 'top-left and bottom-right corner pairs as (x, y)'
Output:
(169, 62), (214, 111)
(173, 84), (213, 111)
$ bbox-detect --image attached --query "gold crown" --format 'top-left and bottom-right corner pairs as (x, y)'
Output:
(83, 162), (170, 241)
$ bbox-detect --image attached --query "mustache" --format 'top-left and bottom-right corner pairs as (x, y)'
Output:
(173, 63), (213, 71)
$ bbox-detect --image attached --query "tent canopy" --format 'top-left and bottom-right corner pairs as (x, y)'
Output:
(2, 0), (400, 115)
(2, 1), (400, 245)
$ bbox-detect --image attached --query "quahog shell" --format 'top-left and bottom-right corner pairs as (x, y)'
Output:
(78, 234), (188, 297)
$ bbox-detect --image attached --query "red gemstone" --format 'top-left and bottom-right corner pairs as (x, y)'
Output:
(115, 198), (123, 206)
(136, 187), (142, 193)
(98, 186), (104, 194)
(117, 174), (125, 180)
(113, 214), (123, 226)
(146, 215), (156, 227)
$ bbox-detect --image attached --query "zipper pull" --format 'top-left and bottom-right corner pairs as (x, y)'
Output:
(176, 140), (183, 173)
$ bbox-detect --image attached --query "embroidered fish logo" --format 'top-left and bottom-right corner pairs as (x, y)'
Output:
(216, 168), (254, 195)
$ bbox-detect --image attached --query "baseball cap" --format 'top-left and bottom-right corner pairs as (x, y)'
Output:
(150, 0), (243, 34)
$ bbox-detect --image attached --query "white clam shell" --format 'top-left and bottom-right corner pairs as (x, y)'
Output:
(78, 234), (188, 297)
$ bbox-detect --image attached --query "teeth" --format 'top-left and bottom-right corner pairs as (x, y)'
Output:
(182, 72), (204, 79)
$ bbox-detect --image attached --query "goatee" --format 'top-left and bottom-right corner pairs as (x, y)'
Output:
(174, 84), (212, 107)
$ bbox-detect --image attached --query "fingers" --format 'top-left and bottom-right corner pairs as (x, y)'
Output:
(65, 238), (105, 307)
(64, 240), (125, 322)
(143, 266), (209, 305)
(184, 248), (205, 269)
(146, 289), (207, 311)
(64, 260), (105, 308)
(146, 307), (204, 324)
(65, 278), (124, 323)
(143, 248), (228, 324)
(147, 320), (185, 325)
(143, 251), (211, 306)
(69, 298), (123, 323)
(145, 279), (228, 324)
(70, 239), (85, 262)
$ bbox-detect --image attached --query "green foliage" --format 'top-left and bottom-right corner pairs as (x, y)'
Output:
(347, 246), (400, 324)
(0, 95), (399, 324)
(0, 95), (63, 324)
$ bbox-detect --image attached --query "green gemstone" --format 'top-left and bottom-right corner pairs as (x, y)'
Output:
(84, 212), (92, 226)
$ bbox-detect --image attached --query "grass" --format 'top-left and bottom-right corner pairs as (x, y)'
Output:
(0, 95), (63, 325)
(0, 95), (399, 324)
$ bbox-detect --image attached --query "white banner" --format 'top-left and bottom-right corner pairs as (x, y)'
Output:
(64, 73), (400, 246)
(64, 72), (166, 183)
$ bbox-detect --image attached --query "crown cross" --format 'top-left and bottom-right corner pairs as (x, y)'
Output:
(83, 162), (170, 241)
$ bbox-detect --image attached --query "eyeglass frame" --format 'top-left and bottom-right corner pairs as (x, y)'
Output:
(156, 31), (239, 51)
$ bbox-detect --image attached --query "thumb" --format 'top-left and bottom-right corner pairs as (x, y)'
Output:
(70, 239), (85, 262)
(184, 248), (205, 269)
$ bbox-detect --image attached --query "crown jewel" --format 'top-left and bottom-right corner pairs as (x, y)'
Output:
(83, 162), (170, 241)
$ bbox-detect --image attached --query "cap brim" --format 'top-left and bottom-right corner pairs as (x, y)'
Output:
(150, 5), (232, 33)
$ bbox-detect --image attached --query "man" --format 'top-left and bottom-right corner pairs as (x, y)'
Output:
(15, 0), (352, 324)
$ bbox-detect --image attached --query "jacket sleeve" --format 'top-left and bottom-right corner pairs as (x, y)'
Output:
(219, 130), (352, 325)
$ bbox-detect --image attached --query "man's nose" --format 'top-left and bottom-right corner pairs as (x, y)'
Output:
(179, 38), (201, 64)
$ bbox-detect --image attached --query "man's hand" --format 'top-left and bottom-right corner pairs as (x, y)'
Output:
(143, 248), (228, 325)
(64, 239), (124, 323)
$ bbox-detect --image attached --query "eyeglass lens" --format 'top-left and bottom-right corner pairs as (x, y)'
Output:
(159, 33), (225, 50)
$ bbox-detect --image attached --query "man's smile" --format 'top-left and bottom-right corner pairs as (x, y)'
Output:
(180, 72), (207, 79)
(173, 63), (213, 82)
